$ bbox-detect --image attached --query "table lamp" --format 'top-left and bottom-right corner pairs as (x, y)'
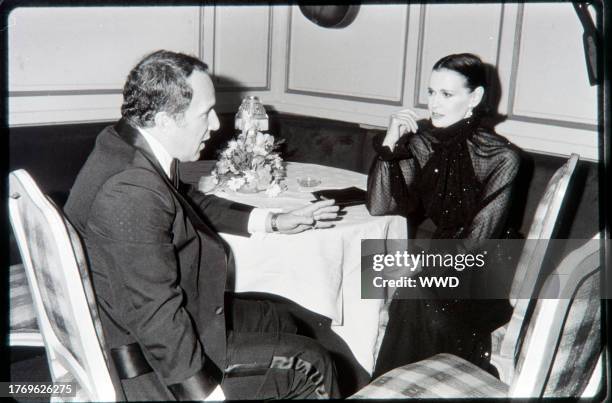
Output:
(235, 96), (269, 132)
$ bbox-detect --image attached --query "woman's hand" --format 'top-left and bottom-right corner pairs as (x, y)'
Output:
(275, 199), (340, 234)
(382, 108), (419, 149)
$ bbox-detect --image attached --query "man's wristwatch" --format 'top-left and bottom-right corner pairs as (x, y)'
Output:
(270, 213), (280, 232)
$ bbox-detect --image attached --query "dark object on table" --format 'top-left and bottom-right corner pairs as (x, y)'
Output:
(312, 186), (366, 208)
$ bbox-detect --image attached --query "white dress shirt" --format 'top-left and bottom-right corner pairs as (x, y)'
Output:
(138, 127), (270, 234)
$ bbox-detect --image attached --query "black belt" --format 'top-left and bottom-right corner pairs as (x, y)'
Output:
(111, 343), (153, 379)
(111, 343), (221, 400)
(110, 343), (224, 382)
(111, 342), (262, 381)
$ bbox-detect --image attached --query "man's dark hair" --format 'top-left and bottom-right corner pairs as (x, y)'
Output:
(121, 50), (209, 127)
(432, 53), (487, 92)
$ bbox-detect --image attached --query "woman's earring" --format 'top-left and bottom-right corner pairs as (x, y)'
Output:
(465, 108), (473, 118)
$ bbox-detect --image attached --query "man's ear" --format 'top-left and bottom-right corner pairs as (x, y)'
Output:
(470, 86), (485, 108)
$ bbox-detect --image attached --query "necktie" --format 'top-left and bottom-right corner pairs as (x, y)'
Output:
(171, 158), (180, 189)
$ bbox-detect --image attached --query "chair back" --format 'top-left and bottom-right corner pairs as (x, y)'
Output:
(497, 153), (579, 381)
(510, 153), (579, 303)
(349, 235), (602, 400)
(510, 235), (601, 398)
(8, 169), (116, 402)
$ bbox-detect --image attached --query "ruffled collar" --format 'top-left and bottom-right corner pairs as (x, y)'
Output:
(421, 116), (480, 150)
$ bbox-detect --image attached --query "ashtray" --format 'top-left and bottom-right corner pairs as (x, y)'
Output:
(297, 176), (321, 188)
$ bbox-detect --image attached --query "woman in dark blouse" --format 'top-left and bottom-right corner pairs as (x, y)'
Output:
(368, 53), (520, 377)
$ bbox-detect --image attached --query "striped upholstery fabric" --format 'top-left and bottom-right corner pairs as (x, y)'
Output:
(9, 263), (39, 335)
(513, 271), (601, 397)
(19, 196), (88, 368)
(351, 353), (508, 399)
(543, 271), (601, 397)
(9, 204), (107, 358)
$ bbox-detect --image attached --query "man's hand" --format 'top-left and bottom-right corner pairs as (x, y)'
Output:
(275, 199), (340, 234)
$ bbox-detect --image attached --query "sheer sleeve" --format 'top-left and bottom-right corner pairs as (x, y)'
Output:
(366, 132), (420, 216)
(459, 139), (521, 250)
(458, 140), (520, 313)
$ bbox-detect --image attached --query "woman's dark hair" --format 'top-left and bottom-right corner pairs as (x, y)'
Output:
(121, 50), (209, 128)
(432, 53), (487, 92)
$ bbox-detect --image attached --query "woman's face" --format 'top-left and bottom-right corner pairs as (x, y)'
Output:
(427, 68), (483, 128)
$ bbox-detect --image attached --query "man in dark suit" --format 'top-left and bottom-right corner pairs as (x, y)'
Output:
(64, 50), (341, 400)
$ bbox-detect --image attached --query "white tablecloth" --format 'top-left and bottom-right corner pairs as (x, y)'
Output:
(191, 162), (407, 373)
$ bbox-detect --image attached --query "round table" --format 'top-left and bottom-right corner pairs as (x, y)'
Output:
(181, 161), (407, 373)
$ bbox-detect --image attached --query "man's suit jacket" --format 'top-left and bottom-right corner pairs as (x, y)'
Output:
(64, 119), (254, 399)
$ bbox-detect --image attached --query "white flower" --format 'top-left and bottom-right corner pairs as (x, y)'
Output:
(255, 131), (267, 145)
(227, 177), (245, 191)
(265, 182), (282, 197)
(243, 170), (257, 184)
(227, 140), (238, 151)
(215, 159), (230, 174)
(252, 155), (265, 168)
(215, 128), (284, 193)
(253, 144), (267, 156)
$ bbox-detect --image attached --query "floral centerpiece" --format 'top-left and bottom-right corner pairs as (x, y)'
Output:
(212, 129), (285, 196)
(211, 96), (285, 196)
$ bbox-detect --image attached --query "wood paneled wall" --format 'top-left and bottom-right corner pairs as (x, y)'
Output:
(8, 4), (600, 160)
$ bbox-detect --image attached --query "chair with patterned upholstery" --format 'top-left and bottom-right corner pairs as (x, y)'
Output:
(491, 152), (579, 381)
(351, 234), (602, 399)
(9, 262), (43, 346)
(8, 169), (117, 402)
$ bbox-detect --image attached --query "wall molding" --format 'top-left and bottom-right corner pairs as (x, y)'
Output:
(9, 93), (123, 126)
(506, 114), (599, 131)
(199, 5), (206, 60)
(9, 6), (203, 97)
(284, 5), (409, 105)
(9, 119), (117, 128)
(507, 4), (597, 131)
(9, 89), (122, 97)
(210, 5), (217, 76)
(412, 5), (427, 109)
(213, 5), (273, 92)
